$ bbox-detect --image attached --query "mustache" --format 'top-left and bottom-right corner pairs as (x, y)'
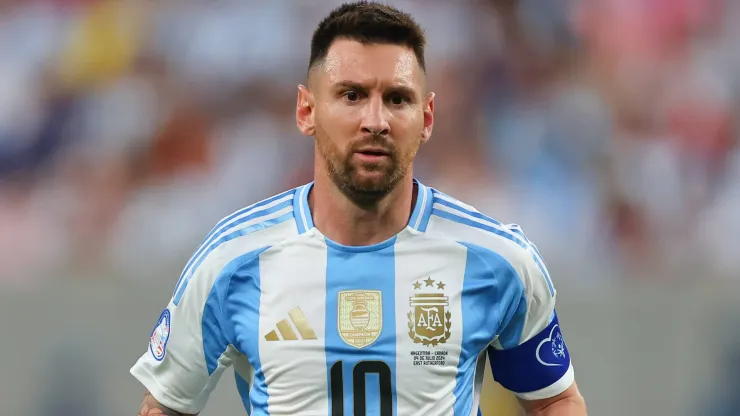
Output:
(349, 136), (396, 153)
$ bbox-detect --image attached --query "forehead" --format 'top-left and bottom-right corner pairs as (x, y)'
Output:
(318, 39), (424, 90)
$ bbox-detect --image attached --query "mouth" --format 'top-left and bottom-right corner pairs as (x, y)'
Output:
(353, 149), (391, 164)
(355, 148), (390, 157)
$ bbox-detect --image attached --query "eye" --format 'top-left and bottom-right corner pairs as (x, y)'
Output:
(389, 94), (409, 106)
(344, 91), (360, 102)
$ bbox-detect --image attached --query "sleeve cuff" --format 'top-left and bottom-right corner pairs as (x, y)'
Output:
(130, 363), (202, 415)
(515, 363), (575, 401)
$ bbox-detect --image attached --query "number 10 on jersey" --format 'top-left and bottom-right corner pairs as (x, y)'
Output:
(330, 360), (393, 416)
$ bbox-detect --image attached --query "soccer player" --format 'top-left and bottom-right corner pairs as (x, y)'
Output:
(131, 2), (587, 415)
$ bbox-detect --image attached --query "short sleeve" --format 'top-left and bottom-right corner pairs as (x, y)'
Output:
(130, 256), (236, 414)
(487, 230), (574, 400)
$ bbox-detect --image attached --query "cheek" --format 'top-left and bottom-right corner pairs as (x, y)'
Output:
(317, 106), (357, 140)
(393, 112), (425, 142)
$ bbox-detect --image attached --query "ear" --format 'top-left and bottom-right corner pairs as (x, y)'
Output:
(421, 92), (435, 143)
(296, 84), (316, 137)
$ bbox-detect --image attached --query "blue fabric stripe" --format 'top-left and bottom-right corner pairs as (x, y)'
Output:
(294, 183), (314, 234)
(324, 239), (397, 416)
(453, 243), (522, 415)
(408, 181), (435, 232)
(172, 189), (295, 298)
(433, 196), (505, 232)
(431, 194), (553, 294)
(235, 371), (252, 415)
(431, 208), (555, 296)
(200, 246), (269, 413)
(225, 247), (271, 415)
(202, 273), (232, 376)
(173, 208), (293, 305)
(496, 292), (528, 350)
(417, 188), (435, 232)
(407, 181), (424, 229)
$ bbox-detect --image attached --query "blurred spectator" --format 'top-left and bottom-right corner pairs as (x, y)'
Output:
(0, 2), (737, 416)
(0, 0), (735, 285)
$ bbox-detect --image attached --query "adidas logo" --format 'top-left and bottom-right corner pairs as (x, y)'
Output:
(265, 307), (317, 341)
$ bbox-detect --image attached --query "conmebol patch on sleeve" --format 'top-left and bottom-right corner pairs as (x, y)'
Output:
(149, 309), (171, 361)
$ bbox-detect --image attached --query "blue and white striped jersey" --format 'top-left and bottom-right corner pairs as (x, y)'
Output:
(131, 179), (574, 416)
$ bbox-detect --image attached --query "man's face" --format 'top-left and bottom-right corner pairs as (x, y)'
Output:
(300, 39), (434, 205)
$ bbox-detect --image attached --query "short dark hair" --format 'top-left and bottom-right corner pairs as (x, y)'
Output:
(308, 1), (427, 73)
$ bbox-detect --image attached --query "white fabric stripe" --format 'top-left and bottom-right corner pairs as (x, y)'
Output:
(217, 206), (293, 245)
(196, 193), (293, 253)
(423, 216), (556, 352)
(175, 193), (294, 293)
(413, 182), (429, 230)
(196, 345), (238, 404)
(258, 233), (328, 415)
(431, 202), (553, 290)
(468, 352), (487, 416)
(181, 206), (293, 287)
(515, 363), (575, 400)
(394, 231), (466, 416)
(130, 220), (297, 414)
(432, 202), (530, 252)
(434, 193), (545, 265)
(432, 192), (476, 211)
(298, 184), (310, 231)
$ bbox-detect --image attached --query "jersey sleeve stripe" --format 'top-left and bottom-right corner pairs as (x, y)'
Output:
(172, 191), (295, 298)
(432, 199), (529, 248)
(433, 192), (513, 234)
(430, 191), (554, 296)
(506, 223), (544, 259)
(172, 207), (294, 305)
(430, 207), (555, 297)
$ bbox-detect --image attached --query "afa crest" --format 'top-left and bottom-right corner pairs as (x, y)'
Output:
(338, 290), (382, 348)
(408, 278), (452, 347)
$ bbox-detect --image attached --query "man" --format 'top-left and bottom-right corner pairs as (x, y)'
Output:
(131, 2), (587, 415)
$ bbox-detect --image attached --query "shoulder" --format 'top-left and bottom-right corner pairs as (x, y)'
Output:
(422, 186), (553, 294)
(423, 186), (536, 259)
(171, 185), (308, 305)
(199, 185), (304, 254)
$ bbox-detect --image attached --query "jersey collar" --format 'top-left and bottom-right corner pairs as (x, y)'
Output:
(292, 178), (434, 235)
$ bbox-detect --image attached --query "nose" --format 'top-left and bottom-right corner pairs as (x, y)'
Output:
(360, 96), (390, 137)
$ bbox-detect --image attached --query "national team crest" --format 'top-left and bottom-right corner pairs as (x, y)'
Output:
(408, 278), (451, 347)
(338, 290), (382, 348)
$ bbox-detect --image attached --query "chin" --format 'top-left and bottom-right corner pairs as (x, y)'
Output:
(350, 170), (397, 192)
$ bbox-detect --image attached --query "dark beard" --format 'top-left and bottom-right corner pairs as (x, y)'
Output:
(330, 164), (403, 207)
(317, 128), (406, 208)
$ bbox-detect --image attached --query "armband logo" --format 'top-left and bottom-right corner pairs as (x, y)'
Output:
(536, 324), (568, 367)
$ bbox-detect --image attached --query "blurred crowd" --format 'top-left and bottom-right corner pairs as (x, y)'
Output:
(1, 0), (738, 288)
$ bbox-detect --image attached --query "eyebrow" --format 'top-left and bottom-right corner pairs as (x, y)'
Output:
(333, 80), (418, 98)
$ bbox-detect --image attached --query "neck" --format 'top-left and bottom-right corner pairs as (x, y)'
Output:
(309, 174), (416, 246)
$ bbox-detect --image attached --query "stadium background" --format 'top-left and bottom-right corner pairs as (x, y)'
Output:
(0, 0), (739, 415)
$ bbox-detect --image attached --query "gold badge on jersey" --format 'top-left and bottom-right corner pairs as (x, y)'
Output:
(408, 278), (451, 347)
(338, 290), (382, 348)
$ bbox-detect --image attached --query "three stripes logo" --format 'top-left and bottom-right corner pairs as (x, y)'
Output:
(264, 307), (317, 341)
